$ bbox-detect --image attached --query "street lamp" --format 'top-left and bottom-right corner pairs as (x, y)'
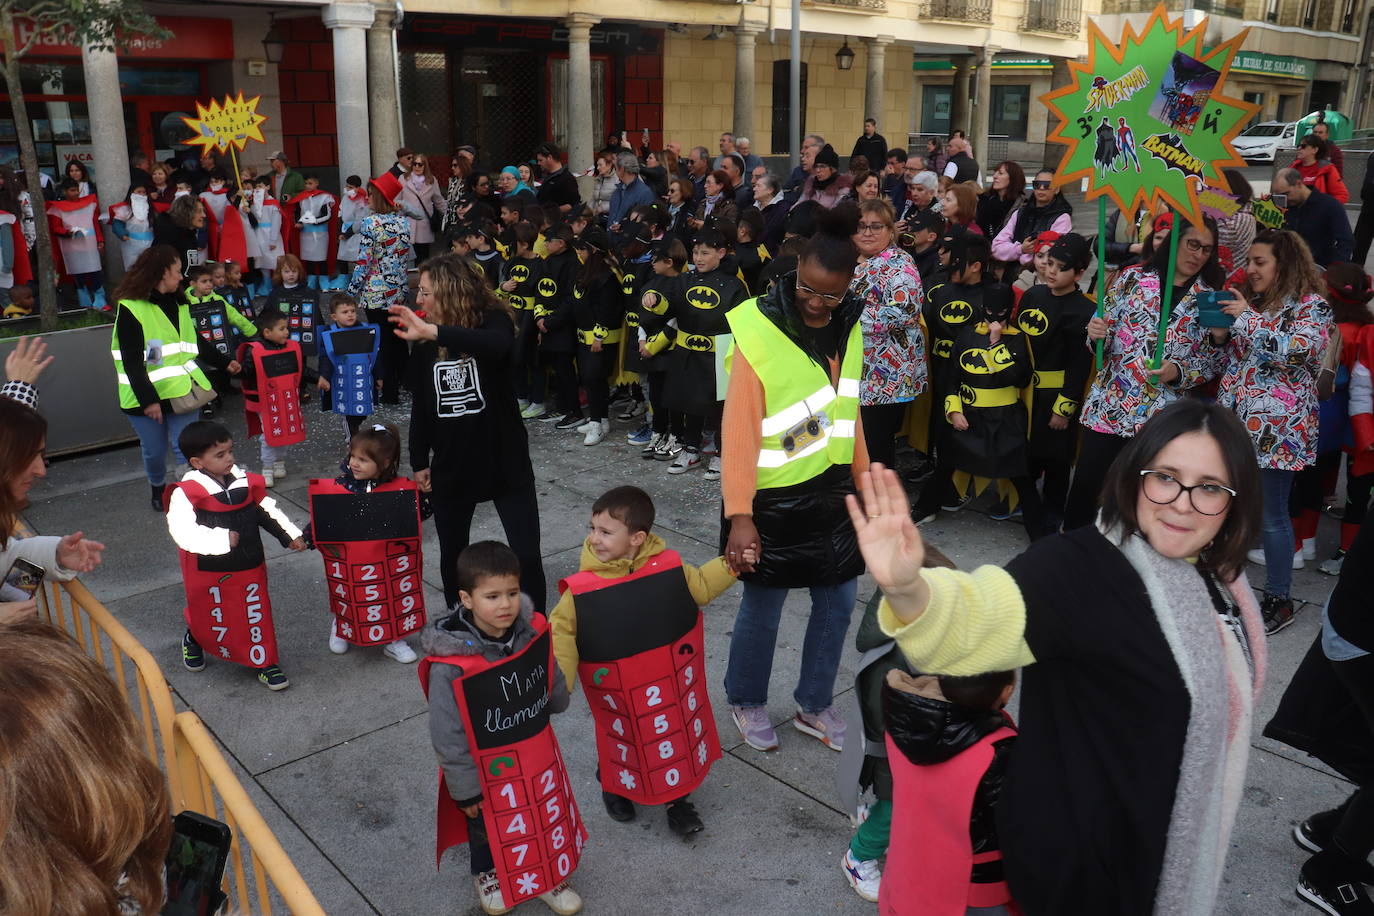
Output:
(835, 38), (855, 71)
(262, 15), (287, 65)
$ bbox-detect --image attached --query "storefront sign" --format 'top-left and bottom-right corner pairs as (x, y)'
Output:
(404, 16), (657, 53)
(913, 56), (1052, 71)
(15, 16), (234, 60)
(55, 144), (95, 169)
(1226, 50), (1314, 81)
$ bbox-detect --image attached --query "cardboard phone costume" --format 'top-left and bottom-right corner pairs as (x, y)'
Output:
(45, 194), (102, 278)
(418, 620), (587, 905)
(268, 285), (319, 355)
(319, 324), (380, 416)
(0, 210), (31, 289)
(169, 471), (293, 668)
(560, 549), (722, 805)
(239, 339), (307, 445)
(310, 477), (425, 646)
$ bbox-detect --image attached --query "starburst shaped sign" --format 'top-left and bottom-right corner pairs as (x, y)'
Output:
(1041, 5), (1259, 227)
(181, 92), (269, 155)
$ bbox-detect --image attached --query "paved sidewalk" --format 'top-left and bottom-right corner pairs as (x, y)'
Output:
(22, 395), (1357, 916)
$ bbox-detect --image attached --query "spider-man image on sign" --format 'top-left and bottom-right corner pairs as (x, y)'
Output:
(1148, 51), (1219, 136)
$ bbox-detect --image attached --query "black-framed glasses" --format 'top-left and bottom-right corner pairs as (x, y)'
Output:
(1183, 238), (1214, 254)
(795, 281), (845, 306)
(1139, 470), (1236, 516)
(857, 222), (888, 234)
(1032, 180), (1053, 189)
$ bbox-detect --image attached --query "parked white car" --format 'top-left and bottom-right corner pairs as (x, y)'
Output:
(1232, 121), (1299, 162)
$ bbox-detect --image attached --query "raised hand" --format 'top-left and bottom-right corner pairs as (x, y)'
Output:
(387, 304), (438, 342)
(845, 463), (930, 622)
(6, 335), (54, 384)
(56, 532), (105, 573)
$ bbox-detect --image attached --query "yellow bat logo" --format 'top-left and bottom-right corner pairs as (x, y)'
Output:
(537, 277), (557, 297)
(510, 264), (530, 283)
(958, 384), (976, 406)
(991, 344), (1015, 367)
(622, 276), (634, 295)
(682, 334), (714, 351)
(933, 339), (953, 359)
(939, 299), (973, 325)
(686, 285), (721, 310)
(958, 348), (996, 375)
(1018, 308), (1049, 336)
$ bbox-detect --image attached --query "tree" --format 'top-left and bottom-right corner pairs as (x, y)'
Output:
(0, 1), (166, 330)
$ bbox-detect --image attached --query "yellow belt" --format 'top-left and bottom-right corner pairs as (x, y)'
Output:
(1032, 369), (1065, 388)
(672, 333), (717, 353)
(957, 385), (1019, 408)
(578, 328), (623, 345)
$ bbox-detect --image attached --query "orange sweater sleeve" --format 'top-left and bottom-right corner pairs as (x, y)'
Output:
(721, 346), (871, 518)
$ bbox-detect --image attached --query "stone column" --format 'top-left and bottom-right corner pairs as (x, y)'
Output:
(971, 45), (998, 169)
(367, 4), (402, 176)
(566, 14), (600, 201)
(864, 36), (894, 126)
(323, 2), (375, 187)
(81, 35), (130, 283)
(950, 55), (973, 136)
(1045, 56), (1071, 149)
(733, 23), (764, 143)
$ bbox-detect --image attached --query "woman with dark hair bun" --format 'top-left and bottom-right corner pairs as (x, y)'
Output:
(850, 396), (1265, 916)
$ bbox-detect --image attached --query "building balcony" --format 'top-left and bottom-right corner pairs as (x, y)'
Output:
(1024, 0), (1083, 33)
(918, 0), (992, 23)
(803, 0), (889, 11)
(1103, 0), (1244, 13)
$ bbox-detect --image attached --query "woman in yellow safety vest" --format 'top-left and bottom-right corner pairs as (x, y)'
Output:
(110, 245), (238, 510)
(720, 202), (869, 755)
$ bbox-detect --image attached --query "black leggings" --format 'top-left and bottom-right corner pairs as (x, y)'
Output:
(544, 351), (580, 417)
(1028, 454), (1073, 521)
(512, 313), (544, 404)
(861, 402), (908, 471)
(430, 481), (546, 612)
(1063, 428), (1131, 530)
(466, 812), (494, 875)
(673, 403), (721, 451)
(1311, 653), (1374, 864)
(577, 343), (612, 421)
(646, 370), (672, 435)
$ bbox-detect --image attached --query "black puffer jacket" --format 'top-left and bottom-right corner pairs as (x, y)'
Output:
(883, 675), (1016, 856)
(720, 275), (866, 588)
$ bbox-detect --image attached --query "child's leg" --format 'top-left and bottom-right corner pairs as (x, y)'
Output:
(345, 414), (365, 441)
(551, 352), (580, 417)
(1342, 463), (1374, 551)
(1038, 455), (1073, 522)
(1012, 475), (1048, 541)
(466, 811), (496, 876)
(260, 439), (281, 469)
(648, 372), (669, 435)
(682, 412), (705, 451)
(848, 799), (893, 862)
(578, 345), (610, 421)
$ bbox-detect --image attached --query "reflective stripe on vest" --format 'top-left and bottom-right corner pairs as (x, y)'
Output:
(111, 299), (214, 409)
(726, 298), (863, 488)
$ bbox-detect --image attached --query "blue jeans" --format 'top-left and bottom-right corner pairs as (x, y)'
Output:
(125, 409), (197, 486)
(724, 578), (858, 713)
(1261, 467), (1296, 597)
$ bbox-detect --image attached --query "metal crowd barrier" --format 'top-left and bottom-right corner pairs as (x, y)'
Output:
(36, 577), (326, 916)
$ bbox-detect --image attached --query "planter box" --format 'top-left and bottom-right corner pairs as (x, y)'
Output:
(0, 313), (135, 456)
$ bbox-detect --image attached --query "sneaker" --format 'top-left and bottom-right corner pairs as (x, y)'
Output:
(1248, 547), (1304, 570)
(1302, 537), (1318, 561)
(1298, 851), (1374, 915)
(904, 459), (936, 484)
(328, 620), (348, 654)
(1295, 817), (1374, 884)
(841, 848), (882, 903)
(913, 508), (939, 526)
(257, 665), (290, 691)
(537, 881), (583, 915)
(582, 419), (609, 446)
(182, 631), (205, 672)
(474, 870), (512, 915)
(793, 707), (846, 751)
(851, 802), (872, 828)
(517, 398), (530, 412)
(941, 493), (972, 512)
(987, 499), (1022, 521)
(666, 798), (704, 837)
(627, 421), (653, 445)
(574, 418), (597, 433)
(668, 447), (701, 475)
(602, 790), (636, 822)
(641, 432), (666, 459)
(730, 705), (779, 751)
(262, 467), (275, 488)
(618, 400), (647, 421)
(199, 403), (216, 419)
(655, 434), (682, 461)
(537, 410), (561, 422)
(1262, 593), (1299, 635)
(272, 459), (286, 479)
(555, 413), (587, 430)
(1319, 550), (1347, 577)
(383, 639), (418, 663)
(700, 433), (719, 457)
(521, 403), (547, 420)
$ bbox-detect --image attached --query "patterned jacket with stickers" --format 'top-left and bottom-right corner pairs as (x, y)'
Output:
(851, 245), (926, 406)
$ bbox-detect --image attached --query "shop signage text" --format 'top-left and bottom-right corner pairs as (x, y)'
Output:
(14, 16), (234, 60)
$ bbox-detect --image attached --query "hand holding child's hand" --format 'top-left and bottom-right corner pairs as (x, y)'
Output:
(949, 411), (969, 431)
(226, 360), (242, 375)
(1049, 413), (1069, 431)
(229, 531), (240, 548)
(289, 536), (306, 551)
(590, 338), (602, 353)
(317, 377), (331, 391)
(415, 469), (432, 493)
(460, 802), (482, 818)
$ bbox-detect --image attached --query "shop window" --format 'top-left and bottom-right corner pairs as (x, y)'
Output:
(920, 86), (951, 135)
(990, 85), (1030, 141)
(770, 60), (807, 157)
(550, 58), (606, 157)
(399, 51), (451, 160)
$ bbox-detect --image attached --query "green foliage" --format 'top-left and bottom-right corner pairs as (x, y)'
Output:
(3, 0), (168, 58)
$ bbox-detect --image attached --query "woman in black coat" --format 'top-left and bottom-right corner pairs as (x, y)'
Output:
(391, 253), (546, 610)
(152, 194), (207, 276)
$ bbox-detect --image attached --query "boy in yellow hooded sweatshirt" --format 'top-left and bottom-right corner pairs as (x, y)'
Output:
(551, 485), (750, 838)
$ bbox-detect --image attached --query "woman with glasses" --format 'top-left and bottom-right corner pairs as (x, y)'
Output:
(991, 168), (1072, 283)
(850, 199), (925, 469)
(1066, 214), (1226, 531)
(399, 154), (443, 262)
(1211, 229), (1330, 633)
(850, 397), (1265, 916)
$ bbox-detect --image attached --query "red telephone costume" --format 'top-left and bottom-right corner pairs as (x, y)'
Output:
(44, 194), (102, 281)
(880, 726), (1020, 916)
(283, 189), (341, 273)
(309, 477), (426, 646)
(237, 339), (307, 446)
(199, 187), (251, 271)
(419, 620), (587, 906)
(560, 549), (722, 805)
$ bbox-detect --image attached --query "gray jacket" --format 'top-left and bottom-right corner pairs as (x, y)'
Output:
(421, 598), (571, 803)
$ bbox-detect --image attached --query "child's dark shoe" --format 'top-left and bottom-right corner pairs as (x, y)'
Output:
(257, 665), (290, 691)
(182, 630), (205, 672)
(666, 798), (703, 837)
(602, 790), (636, 822)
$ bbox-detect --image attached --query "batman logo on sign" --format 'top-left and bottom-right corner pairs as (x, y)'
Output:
(510, 264), (530, 284)
(641, 290), (666, 314)
(1018, 308), (1049, 336)
(686, 285), (721, 310)
(959, 348), (994, 375)
(538, 278), (557, 297)
(940, 299), (974, 325)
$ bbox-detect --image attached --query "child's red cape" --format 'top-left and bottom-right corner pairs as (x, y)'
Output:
(200, 189), (251, 272)
(44, 194), (101, 282)
(283, 190), (341, 272)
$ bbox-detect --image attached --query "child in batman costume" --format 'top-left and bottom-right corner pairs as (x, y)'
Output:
(637, 239), (689, 461)
(551, 486), (748, 837)
(501, 222), (546, 418)
(912, 282), (1047, 540)
(1015, 234), (1096, 530)
(535, 224), (583, 428)
(569, 229), (624, 446)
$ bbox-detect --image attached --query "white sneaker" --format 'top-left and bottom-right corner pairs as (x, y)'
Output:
(537, 881), (583, 915)
(841, 848), (882, 902)
(328, 620), (348, 654)
(668, 447), (701, 474)
(474, 870), (512, 915)
(1247, 547), (1304, 569)
(262, 467), (275, 488)
(655, 434), (682, 461)
(582, 419), (609, 446)
(517, 398), (530, 412)
(383, 639), (418, 663)
(704, 455), (721, 480)
(272, 459), (286, 479)
(1302, 537), (1317, 561)
(575, 418), (596, 433)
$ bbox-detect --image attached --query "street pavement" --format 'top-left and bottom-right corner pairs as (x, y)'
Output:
(19, 378), (1362, 916)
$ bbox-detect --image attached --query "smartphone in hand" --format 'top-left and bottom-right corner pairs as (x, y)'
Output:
(161, 811), (232, 916)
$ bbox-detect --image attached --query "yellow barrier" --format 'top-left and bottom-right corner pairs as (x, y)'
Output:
(36, 578), (325, 916)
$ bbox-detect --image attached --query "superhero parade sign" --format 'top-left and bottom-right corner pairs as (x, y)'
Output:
(1040, 5), (1258, 228)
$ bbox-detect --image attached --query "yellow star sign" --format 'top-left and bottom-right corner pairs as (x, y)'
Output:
(181, 92), (269, 154)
